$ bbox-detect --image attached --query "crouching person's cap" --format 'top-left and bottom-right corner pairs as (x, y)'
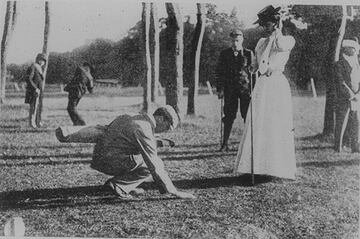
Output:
(154, 105), (180, 130)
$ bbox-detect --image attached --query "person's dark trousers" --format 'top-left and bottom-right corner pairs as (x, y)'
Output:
(67, 91), (85, 126)
(348, 111), (360, 152)
(334, 104), (349, 152)
(36, 91), (44, 127)
(221, 85), (250, 148)
(29, 94), (41, 128)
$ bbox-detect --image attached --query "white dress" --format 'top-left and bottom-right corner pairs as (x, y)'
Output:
(233, 31), (297, 179)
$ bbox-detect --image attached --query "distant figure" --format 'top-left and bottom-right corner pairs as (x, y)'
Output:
(91, 105), (196, 200)
(215, 28), (255, 152)
(233, 5), (297, 179)
(24, 53), (47, 128)
(64, 62), (94, 125)
(334, 38), (360, 153)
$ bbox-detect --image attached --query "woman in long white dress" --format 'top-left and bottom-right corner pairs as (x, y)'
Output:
(233, 6), (297, 179)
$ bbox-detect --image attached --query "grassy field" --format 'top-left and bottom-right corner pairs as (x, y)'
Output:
(0, 87), (359, 238)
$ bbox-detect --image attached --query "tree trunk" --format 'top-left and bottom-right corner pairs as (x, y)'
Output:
(322, 6), (347, 136)
(335, 6), (347, 62)
(0, 1), (17, 105)
(142, 2), (151, 113)
(38, 1), (50, 120)
(165, 3), (184, 116)
(187, 3), (206, 115)
(151, 2), (159, 103)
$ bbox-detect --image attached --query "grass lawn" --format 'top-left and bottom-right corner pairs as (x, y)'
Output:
(0, 87), (359, 238)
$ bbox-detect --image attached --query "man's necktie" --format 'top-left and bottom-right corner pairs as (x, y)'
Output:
(234, 50), (242, 57)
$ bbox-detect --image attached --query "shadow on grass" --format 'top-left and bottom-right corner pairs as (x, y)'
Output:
(177, 142), (239, 148)
(0, 175), (269, 210)
(0, 144), (93, 151)
(295, 145), (334, 150)
(1, 150), (359, 168)
(0, 128), (55, 133)
(296, 133), (334, 142)
(0, 125), (21, 129)
(297, 159), (359, 167)
(0, 153), (93, 160)
(0, 151), (238, 167)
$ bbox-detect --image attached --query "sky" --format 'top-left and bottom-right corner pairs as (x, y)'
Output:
(0, 0), (358, 64)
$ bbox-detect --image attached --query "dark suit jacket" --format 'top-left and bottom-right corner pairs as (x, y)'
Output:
(335, 56), (360, 107)
(24, 63), (44, 104)
(215, 47), (254, 93)
(64, 66), (94, 99)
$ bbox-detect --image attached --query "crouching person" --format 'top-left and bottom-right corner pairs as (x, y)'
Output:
(91, 105), (196, 200)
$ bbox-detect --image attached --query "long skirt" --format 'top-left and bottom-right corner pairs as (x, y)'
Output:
(233, 72), (296, 179)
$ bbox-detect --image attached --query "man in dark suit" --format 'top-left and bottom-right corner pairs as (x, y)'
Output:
(25, 53), (47, 128)
(334, 38), (360, 153)
(64, 62), (94, 125)
(215, 29), (255, 152)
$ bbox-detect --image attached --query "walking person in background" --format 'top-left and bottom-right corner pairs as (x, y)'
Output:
(234, 5), (297, 179)
(24, 53), (47, 129)
(215, 29), (255, 152)
(64, 62), (95, 126)
(334, 38), (360, 153)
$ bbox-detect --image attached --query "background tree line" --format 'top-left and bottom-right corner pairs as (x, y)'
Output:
(6, 5), (360, 92)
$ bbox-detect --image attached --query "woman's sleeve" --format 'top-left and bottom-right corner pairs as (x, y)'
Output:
(274, 32), (295, 52)
(134, 127), (177, 194)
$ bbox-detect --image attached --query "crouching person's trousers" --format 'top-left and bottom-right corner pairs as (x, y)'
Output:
(91, 142), (152, 194)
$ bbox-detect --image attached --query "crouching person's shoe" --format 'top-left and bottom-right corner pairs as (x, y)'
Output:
(104, 179), (133, 200)
(130, 188), (145, 196)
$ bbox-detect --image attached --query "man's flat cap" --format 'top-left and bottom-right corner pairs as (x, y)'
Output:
(230, 29), (243, 37)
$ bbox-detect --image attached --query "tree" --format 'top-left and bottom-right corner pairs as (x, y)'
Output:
(292, 5), (346, 137)
(46, 52), (76, 84)
(141, 2), (151, 113)
(321, 5), (353, 137)
(38, 1), (50, 123)
(165, 3), (184, 116)
(151, 2), (160, 103)
(0, 1), (17, 104)
(187, 3), (206, 115)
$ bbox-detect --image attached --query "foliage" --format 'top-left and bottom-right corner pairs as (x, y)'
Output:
(6, 5), (360, 90)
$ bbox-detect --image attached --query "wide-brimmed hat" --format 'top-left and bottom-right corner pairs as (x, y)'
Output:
(35, 53), (47, 63)
(254, 5), (281, 25)
(342, 38), (360, 51)
(154, 105), (180, 130)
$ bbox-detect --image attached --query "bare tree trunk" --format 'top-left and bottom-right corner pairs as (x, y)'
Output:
(187, 3), (206, 115)
(151, 2), (159, 103)
(165, 3), (184, 116)
(0, 1), (17, 104)
(322, 6), (347, 136)
(142, 2), (151, 113)
(10, 2), (17, 34)
(38, 1), (50, 123)
(335, 6), (347, 62)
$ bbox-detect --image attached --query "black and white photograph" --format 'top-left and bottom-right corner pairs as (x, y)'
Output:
(0, 0), (359, 238)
